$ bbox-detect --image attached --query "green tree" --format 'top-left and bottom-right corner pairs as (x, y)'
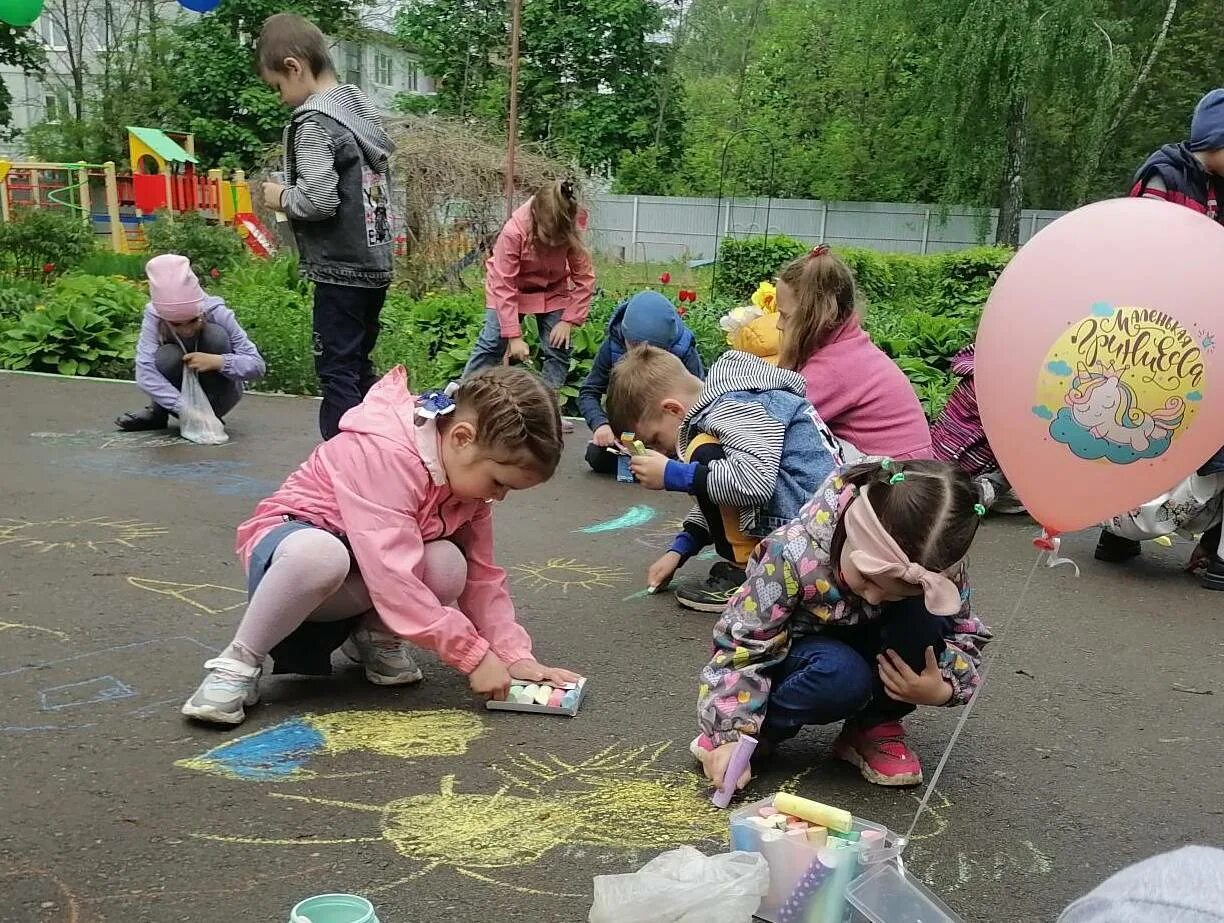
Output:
(0, 23), (46, 135)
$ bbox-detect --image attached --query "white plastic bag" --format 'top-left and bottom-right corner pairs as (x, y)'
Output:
(179, 367), (229, 445)
(589, 847), (769, 923)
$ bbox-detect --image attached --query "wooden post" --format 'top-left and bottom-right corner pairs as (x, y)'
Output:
(102, 162), (125, 253)
(504, 0), (522, 219)
(0, 171), (9, 225)
(77, 162), (92, 226)
(920, 208), (931, 255)
(31, 168), (41, 209)
(163, 169), (175, 222)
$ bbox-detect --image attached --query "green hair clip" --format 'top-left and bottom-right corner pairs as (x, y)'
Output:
(974, 503), (987, 517)
(880, 458), (893, 470)
(889, 473), (905, 484)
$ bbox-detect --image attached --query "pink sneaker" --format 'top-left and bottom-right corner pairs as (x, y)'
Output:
(833, 721), (923, 786)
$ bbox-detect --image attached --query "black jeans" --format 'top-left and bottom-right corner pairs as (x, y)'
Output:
(313, 282), (387, 440)
(584, 441), (620, 475)
(154, 322), (242, 418)
(761, 597), (951, 740)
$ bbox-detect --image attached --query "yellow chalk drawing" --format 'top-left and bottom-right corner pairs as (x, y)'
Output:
(512, 558), (630, 593)
(0, 516), (167, 554)
(126, 576), (246, 616)
(0, 621), (69, 641)
(189, 741), (725, 897)
(176, 709), (487, 782)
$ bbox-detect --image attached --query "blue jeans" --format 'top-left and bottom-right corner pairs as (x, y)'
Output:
(463, 308), (572, 390)
(761, 597), (950, 740)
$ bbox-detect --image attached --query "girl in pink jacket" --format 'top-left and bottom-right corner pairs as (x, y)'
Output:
(775, 246), (933, 460)
(182, 365), (579, 726)
(463, 180), (596, 426)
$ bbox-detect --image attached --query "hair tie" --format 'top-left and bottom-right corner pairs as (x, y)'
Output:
(889, 473), (906, 484)
(809, 244), (830, 259)
(416, 381), (460, 419)
(974, 503), (987, 517)
(880, 458), (893, 470)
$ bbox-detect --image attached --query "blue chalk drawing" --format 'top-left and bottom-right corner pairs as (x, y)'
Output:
(1187, 391), (1203, 402)
(1049, 407), (1171, 464)
(185, 718), (326, 781)
(1091, 302), (1115, 317)
(40, 675), (136, 711)
(56, 456), (280, 499)
(575, 505), (658, 533)
(1031, 405), (1054, 420)
(1045, 360), (1074, 377)
(621, 588), (653, 601)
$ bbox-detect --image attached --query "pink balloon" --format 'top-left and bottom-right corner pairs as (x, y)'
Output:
(977, 197), (1224, 534)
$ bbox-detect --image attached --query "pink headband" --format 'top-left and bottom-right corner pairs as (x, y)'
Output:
(842, 489), (963, 616)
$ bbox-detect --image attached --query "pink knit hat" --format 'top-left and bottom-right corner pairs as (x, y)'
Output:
(146, 254), (206, 323)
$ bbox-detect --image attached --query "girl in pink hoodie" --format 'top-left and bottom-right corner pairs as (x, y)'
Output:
(182, 365), (579, 726)
(775, 246), (932, 460)
(463, 180), (596, 430)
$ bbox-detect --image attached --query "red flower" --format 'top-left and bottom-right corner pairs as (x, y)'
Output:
(676, 305), (687, 318)
(678, 289), (697, 303)
(659, 272), (671, 284)
(42, 263), (55, 274)
(210, 268), (221, 279)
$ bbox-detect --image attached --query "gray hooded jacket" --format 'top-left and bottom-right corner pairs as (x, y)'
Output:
(1059, 847), (1224, 923)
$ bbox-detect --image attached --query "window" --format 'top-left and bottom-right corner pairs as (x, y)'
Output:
(406, 62), (419, 92)
(38, 14), (68, 51)
(344, 45), (363, 89)
(44, 91), (69, 124)
(374, 52), (393, 87)
(91, 8), (111, 51)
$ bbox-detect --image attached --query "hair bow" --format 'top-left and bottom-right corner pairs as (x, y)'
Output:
(809, 244), (831, 259)
(842, 488), (964, 616)
(416, 381), (460, 419)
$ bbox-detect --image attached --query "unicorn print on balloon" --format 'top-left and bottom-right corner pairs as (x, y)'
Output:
(1064, 363), (1185, 453)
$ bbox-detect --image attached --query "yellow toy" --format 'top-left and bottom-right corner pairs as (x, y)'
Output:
(720, 281), (781, 365)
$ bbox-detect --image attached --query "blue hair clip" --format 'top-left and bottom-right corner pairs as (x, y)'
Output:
(416, 381), (460, 419)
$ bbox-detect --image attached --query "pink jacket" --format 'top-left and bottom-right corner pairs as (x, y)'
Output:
(799, 320), (933, 460)
(485, 200), (596, 337)
(235, 367), (532, 674)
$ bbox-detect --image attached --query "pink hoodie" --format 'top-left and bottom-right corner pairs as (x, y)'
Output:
(799, 320), (933, 460)
(485, 200), (596, 337)
(235, 367), (532, 674)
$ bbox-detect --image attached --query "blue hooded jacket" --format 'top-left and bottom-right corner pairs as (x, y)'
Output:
(577, 296), (705, 431)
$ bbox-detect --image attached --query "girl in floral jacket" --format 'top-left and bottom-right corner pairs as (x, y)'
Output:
(693, 459), (992, 787)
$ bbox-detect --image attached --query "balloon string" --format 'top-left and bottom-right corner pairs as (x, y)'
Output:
(903, 550), (1043, 844)
(1040, 535), (1081, 576)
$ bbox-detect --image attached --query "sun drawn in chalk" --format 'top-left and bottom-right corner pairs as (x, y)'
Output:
(189, 741), (726, 898)
(0, 516), (168, 553)
(511, 558), (629, 593)
(632, 518), (688, 550)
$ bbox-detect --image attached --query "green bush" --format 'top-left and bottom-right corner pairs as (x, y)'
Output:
(377, 290), (485, 393)
(0, 209), (96, 279)
(221, 267), (316, 396)
(0, 278), (43, 320)
(714, 235), (808, 300)
(79, 251), (150, 279)
(145, 212), (248, 280)
(0, 275), (144, 376)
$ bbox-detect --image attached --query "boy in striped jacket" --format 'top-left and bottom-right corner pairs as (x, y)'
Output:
(606, 345), (844, 613)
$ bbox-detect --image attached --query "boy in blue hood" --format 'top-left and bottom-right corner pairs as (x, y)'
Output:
(579, 290), (704, 474)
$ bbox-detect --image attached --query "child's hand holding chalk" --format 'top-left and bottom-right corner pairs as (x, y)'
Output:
(628, 449), (668, 490)
(647, 551), (681, 593)
(700, 739), (753, 793)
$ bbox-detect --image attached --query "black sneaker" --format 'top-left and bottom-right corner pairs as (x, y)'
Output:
(1094, 529), (1141, 563)
(116, 404), (169, 431)
(1199, 528), (1224, 590)
(674, 562), (747, 613)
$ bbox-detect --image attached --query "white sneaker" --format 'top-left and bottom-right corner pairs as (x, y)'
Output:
(181, 657), (261, 725)
(341, 628), (423, 686)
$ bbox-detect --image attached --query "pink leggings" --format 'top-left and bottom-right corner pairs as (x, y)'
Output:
(225, 528), (468, 665)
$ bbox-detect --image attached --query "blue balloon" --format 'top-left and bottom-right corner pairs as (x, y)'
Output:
(177, 0), (220, 11)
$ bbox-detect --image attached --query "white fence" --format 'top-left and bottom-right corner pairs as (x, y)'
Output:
(587, 194), (1067, 262)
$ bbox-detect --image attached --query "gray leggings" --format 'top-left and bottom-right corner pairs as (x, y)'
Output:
(154, 322), (242, 418)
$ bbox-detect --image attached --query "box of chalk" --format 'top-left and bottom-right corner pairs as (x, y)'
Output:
(727, 796), (904, 923)
(486, 677), (587, 717)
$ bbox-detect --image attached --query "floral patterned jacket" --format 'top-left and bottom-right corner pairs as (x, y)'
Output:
(697, 470), (993, 744)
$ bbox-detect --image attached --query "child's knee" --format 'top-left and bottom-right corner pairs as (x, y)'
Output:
(199, 322), (229, 355)
(273, 529), (351, 596)
(422, 540), (467, 604)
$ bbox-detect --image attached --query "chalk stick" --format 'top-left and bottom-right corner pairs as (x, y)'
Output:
(757, 806), (781, 818)
(772, 792), (852, 833)
(806, 826), (827, 846)
(508, 684), (525, 697)
(785, 827), (809, 840)
(560, 688), (579, 709)
(786, 820), (809, 831)
(546, 687), (565, 708)
(860, 829), (885, 848)
(533, 685), (553, 706)
(711, 735), (757, 808)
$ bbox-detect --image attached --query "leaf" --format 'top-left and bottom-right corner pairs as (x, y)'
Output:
(58, 358), (79, 376)
(66, 303), (91, 331)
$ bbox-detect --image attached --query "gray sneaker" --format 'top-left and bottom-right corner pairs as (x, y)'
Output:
(341, 628), (423, 686)
(181, 657), (262, 725)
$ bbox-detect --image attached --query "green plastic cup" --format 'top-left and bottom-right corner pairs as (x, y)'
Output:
(289, 893), (379, 923)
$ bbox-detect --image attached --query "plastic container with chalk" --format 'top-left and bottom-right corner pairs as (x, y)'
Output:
(289, 893), (379, 923)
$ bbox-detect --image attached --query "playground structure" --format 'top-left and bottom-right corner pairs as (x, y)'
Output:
(0, 126), (276, 257)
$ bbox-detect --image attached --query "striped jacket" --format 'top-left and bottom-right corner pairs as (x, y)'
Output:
(664, 351), (844, 558)
(931, 346), (997, 477)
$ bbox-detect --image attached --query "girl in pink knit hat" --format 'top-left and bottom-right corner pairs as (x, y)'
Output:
(115, 254), (266, 432)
